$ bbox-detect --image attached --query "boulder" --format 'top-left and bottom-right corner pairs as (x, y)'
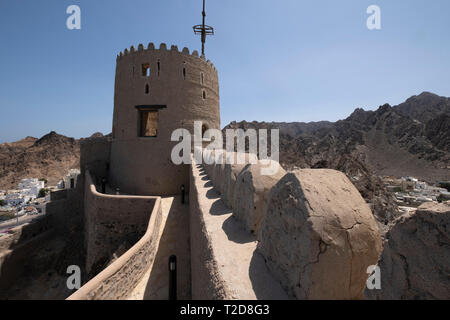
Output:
(364, 201), (450, 300)
(257, 169), (382, 300)
(232, 160), (285, 234)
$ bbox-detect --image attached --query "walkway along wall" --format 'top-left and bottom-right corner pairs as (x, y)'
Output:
(68, 173), (163, 300)
(83, 170), (161, 277)
(196, 151), (382, 299)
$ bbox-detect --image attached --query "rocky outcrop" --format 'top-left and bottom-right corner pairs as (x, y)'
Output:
(0, 131), (80, 189)
(257, 169), (382, 300)
(0, 131), (113, 190)
(232, 160), (286, 234)
(365, 202), (450, 300)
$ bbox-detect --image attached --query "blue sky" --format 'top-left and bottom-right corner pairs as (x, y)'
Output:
(0, 0), (449, 143)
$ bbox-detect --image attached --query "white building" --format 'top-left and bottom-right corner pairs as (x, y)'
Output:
(5, 191), (32, 207)
(17, 178), (45, 198)
(63, 169), (80, 189)
(4, 178), (47, 207)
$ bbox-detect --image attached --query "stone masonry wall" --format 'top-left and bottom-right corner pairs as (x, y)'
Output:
(68, 197), (163, 300)
(84, 170), (159, 275)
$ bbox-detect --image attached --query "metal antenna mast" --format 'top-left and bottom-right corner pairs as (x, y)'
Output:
(193, 0), (214, 56)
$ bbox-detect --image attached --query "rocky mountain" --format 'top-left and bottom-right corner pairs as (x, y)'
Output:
(394, 91), (450, 122)
(0, 132), (80, 190)
(223, 92), (450, 226)
(0, 131), (114, 190)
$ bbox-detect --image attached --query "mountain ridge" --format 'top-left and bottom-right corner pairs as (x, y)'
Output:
(223, 92), (450, 226)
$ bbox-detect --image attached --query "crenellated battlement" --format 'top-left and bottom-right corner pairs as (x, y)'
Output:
(117, 42), (217, 72)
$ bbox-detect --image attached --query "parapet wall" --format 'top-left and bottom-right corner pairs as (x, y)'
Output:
(46, 185), (83, 236)
(259, 169), (382, 299)
(117, 42), (218, 75)
(84, 171), (160, 276)
(69, 172), (163, 300)
(80, 137), (112, 184)
(189, 158), (288, 299)
(198, 150), (382, 299)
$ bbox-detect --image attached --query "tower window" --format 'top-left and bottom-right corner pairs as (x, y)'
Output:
(142, 63), (151, 77)
(201, 73), (204, 85)
(183, 67), (186, 80)
(136, 105), (166, 137)
(157, 60), (161, 76)
(202, 90), (207, 100)
(139, 110), (158, 137)
(145, 84), (149, 94)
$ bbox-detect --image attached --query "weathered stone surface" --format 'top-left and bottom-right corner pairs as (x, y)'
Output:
(213, 160), (225, 195)
(223, 163), (247, 208)
(364, 201), (450, 300)
(233, 160), (286, 234)
(203, 149), (215, 178)
(222, 152), (258, 209)
(258, 169), (382, 300)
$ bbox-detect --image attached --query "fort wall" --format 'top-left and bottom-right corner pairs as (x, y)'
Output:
(68, 152), (383, 300)
(195, 151), (382, 299)
(189, 157), (288, 299)
(80, 137), (112, 184)
(68, 195), (163, 300)
(258, 169), (382, 299)
(46, 187), (83, 235)
(84, 170), (160, 275)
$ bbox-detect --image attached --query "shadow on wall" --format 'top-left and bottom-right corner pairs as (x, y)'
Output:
(248, 250), (290, 300)
(199, 168), (214, 189)
(216, 197), (286, 298)
(206, 189), (220, 201)
(202, 161), (286, 297)
(216, 182), (287, 299)
(222, 215), (254, 244)
(210, 200), (231, 216)
(204, 181), (213, 188)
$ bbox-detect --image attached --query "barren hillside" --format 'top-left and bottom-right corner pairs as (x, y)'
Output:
(0, 132), (80, 189)
(224, 92), (450, 225)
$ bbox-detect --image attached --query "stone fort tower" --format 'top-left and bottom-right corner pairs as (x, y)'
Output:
(109, 43), (220, 196)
